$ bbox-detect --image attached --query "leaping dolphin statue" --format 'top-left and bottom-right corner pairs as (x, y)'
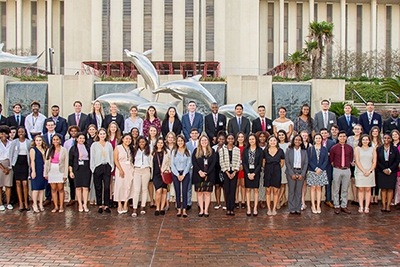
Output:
(153, 75), (217, 107)
(124, 49), (159, 92)
(218, 100), (259, 121)
(0, 43), (44, 69)
(137, 100), (182, 119)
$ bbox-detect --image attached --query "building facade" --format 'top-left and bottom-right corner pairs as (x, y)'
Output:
(0, 0), (398, 76)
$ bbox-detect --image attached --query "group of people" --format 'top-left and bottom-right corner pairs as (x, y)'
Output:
(0, 98), (398, 218)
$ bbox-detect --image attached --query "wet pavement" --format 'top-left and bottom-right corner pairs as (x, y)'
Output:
(0, 202), (399, 267)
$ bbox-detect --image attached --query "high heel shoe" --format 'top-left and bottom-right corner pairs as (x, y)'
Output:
(32, 206), (39, 213)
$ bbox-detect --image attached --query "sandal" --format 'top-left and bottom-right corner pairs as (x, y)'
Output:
(358, 207), (364, 213)
(364, 208), (370, 214)
(51, 208), (59, 213)
(131, 212), (137, 217)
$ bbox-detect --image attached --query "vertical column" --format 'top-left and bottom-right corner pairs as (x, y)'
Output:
(16, 0), (22, 53)
(131, 0), (143, 52)
(47, 0), (53, 72)
(22, 0), (32, 53)
(6, 0), (16, 50)
(288, 2), (296, 54)
(259, 0), (268, 74)
(273, 0), (280, 66)
(152, 0), (164, 60)
(279, 0), (284, 63)
(392, 5), (399, 51)
(309, 0), (314, 22)
(339, 0), (346, 49)
(91, 0), (102, 60)
(110, 0), (123, 60)
(173, 0), (185, 61)
(52, 0), (60, 74)
(370, 0), (377, 52)
(37, 0), (46, 68)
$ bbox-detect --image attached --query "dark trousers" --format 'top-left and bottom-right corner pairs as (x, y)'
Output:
(325, 164), (333, 202)
(93, 164), (111, 207)
(10, 177), (18, 204)
(68, 176), (76, 200)
(172, 173), (190, 209)
(287, 170), (304, 212)
(223, 172), (237, 212)
(45, 182), (51, 201)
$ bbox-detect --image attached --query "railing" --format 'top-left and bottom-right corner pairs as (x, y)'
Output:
(352, 89), (367, 105)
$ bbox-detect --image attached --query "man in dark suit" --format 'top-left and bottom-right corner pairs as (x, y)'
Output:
(228, 103), (250, 137)
(383, 107), (400, 134)
(181, 101), (203, 141)
(320, 128), (336, 208)
(314, 99), (337, 133)
(358, 100), (382, 135)
(0, 103), (7, 126)
(252, 105), (273, 135)
(6, 103), (25, 128)
(43, 105), (68, 140)
(67, 100), (88, 133)
(337, 103), (359, 137)
(205, 103), (226, 145)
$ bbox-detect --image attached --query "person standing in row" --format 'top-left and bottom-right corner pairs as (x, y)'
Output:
(143, 106), (161, 138)
(205, 102), (226, 145)
(347, 124), (363, 206)
(314, 99), (337, 133)
(293, 104), (316, 137)
(171, 135), (192, 218)
(161, 107), (182, 138)
(9, 127), (31, 212)
(103, 103), (124, 132)
(182, 101), (203, 141)
(273, 107), (293, 140)
(256, 131), (269, 209)
(242, 134), (263, 216)
(235, 132), (247, 209)
(337, 104), (359, 137)
(320, 128), (336, 208)
(124, 105), (143, 135)
(383, 108), (400, 134)
(285, 134), (308, 215)
(69, 132), (92, 212)
(219, 133), (241, 216)
(43, 105), (68, 139)
(252, 105), (273, 136)
(0, 127), (13, 211)
(29, 135), (47, 212)
(67, 101), (88, 133)
(186, 128), (200, 210)
(228, 104), (250, 137)
(277, 130), (289, 209)
(330, 131), (354, 214)
(7, 103), (25, 128)
(25, 101), (47, 139)
(359, 100), (382, 137)
(86, 100), (105, 131)
(90, 128), (114, 214)
(354, 134), (376, 213)
(192, 135), (216, 217)
(44, 134), (69, 213)
(113, 133), (135, 214)
(212, 132), (226, 209)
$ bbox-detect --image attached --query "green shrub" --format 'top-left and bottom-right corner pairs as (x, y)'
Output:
(329, 102), (360, 117)
(345, 83), (398, 103)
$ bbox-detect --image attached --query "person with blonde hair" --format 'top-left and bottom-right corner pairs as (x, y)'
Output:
(86, 100), (105, 131)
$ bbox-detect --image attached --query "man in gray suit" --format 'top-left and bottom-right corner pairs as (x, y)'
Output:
(314, 99), (337, 133)
(227, 103), (250, 137)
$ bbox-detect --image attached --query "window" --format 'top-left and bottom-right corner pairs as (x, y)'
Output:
(185, 0), (194, 61)
(102, 0), (110, 61)
(164, 0), (173, 61)
(296, 3), (303, 51)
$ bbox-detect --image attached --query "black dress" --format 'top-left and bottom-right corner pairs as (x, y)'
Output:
(242, 147), (264, 189)
(376, 145), (399, 190)
(69, 145), (91, 188)
(153, 152), (167, 190)
(192, 149), (217, 192)
(264, 148), (285, 188)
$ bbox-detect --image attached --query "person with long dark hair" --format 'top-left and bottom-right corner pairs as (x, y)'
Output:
(277, 129), (289, 209)
(143, 106), (161, 138)
(293, 104), (316, 137)
(130, 127), (139, 147)
(212, 131), (226, 210)
(161, 107), (182, 138)
(68, 132), (92, 212)
(235, 131), (247, 209)
(29, 135), (47, 212)
(273, 106), (293, 140)
(44, 134), (69, 213)
(0, 126), (13, 211)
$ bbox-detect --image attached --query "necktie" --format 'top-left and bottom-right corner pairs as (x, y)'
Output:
(341, 145), (345, 167)
(190, 114), (194, 126)
(324, 112), (328, 128)
(193, 141), (197, 148)
(16, 115), (20, 125)
(238, 117), (241, 130)
(347, 116), (350, 126)
(261, 119), (266, 131)
(76, 113), (80, 125)
(72, 139), (75, 146)
(368, 113), (372, 124)
(50, 134), (53, 142)
(214, 114), (218, 127)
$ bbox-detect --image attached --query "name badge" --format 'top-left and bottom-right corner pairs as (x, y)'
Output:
(249, 164), (255, 169)
(219, 121), (223, 126)
(373, 120), (378, 125)
(329, 120), (334, 124)
(267, 125), (272, 130)
(204, 158), (208, 165)
(351, 122), (356, 127)
(78, 160), (84, 166)
(229, 163), (233, 168)
(391, 121), (395, 125)
(125, 161), (131, 165)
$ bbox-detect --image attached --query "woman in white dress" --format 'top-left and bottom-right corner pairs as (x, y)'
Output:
(354, 134), (377, 213)
(273, 107), (293, 140)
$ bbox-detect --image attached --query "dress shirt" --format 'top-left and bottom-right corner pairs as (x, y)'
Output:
(63, 138), (74, 151)
(293, 147), (302, 168)
(25, 113), (47, 139)
(329, 143), (354, 168)
(170, 150), (192, 176)
(134, 149), (151, 168)
(0, 140), (11, 160)
(124, 117), (143, 135)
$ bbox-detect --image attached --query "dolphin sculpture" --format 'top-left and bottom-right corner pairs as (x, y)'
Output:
(0, 43), (44, 69)
(218, 100), (259, 121)
(153, 75), (217, 107)
(137, 100), (182, 119)
(124, 49), (159, 92)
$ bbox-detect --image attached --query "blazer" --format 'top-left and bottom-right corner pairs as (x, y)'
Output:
(307, 146), (329, 171)
(68, 143), (91, 172)
(161, 118), (182, 138)
(376, 145), (399, 174)
(314, 110), (337, 132)
(191, 148), (217, 185)
(44, 146), (69, 177)
(186, 140), (199, 154)
(67, 112), (88, 132)
(9, 139), (32, 166)
(0, 114), (6, 126)
(43, 116), (68, 137)
(337, 115), (359, 137)
(6, 114), (25, 128)
(150, 150), (172, 178)
(242, 147), (264, 176)
(285, 147), (308, 178)
(251, 117), (273, 135)
(102, 114), (125, 132)
(85, 112), (104, 131)
(219, 146), (241, 172)
(228, 116), (251, 137)
(205, 113), (227, 143)
(181, 112), (204, 141)
(383, 117), (400, 134)
(358, 111), (382, 135)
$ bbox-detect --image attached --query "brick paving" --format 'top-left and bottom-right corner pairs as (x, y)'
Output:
(0, 203), (399, 267)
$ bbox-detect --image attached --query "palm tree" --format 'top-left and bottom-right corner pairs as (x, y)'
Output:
(380, 76), (400, 100)
(308, 21), (334, 78)
(286, 51), (308, 82)
(304, 41), (318, 79)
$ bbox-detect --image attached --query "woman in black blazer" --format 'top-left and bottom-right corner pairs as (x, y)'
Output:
(242, 134), (263, 216)
(161, 107), (182, 138)
(85, 100), (105, 132)
(376, 133), (400, 212)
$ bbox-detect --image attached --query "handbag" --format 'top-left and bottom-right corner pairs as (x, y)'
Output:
(156, 153), (172, 184)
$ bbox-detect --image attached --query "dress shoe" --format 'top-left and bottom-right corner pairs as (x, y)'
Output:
(325, 201), (334, 208)
(43, 200), (51, 207)
(351, 201), (359, 206)
(186, 205), (191, 211)
(334, 208), (340, 214)
(66, 200), (76, 207)
(341, 207), (351, 214)
(160, 210), (165, 215)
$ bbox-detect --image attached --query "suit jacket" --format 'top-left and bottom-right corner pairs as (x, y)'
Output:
(67, 112), (88, 132)
(102, 114), (125, 132)
(161, 118), (182, 138)
(219, 146), (241, 172)
(285, 147), (308, 178)
(205, 113), (227, 143)
(181, 112), (203, 141)
(251, 117), (273, 135)
(228, 116), (251, 137)
(43, 116), (68, 137)
(242, 147), (264, 177)
(376, 145), (399, 174)
(44, 146), (69, 177)
(307, 146), (329, 171)
(186, 140), (199, 154)
(337, 115), (359, 137)
(358, 111), (382, 135)
(6, 114), (25, 128)
(85, 112), (105, 131)
(42, 132), (64, 146)
(0, 114), (7, 126)
(383, 117), (400, 134)
(314, 111), (337, 132)
(68, 143), (91, 172)
(191, 148), (216, 185)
